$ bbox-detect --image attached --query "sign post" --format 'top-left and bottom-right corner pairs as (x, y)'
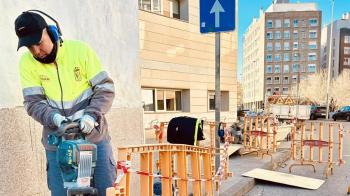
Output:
(200, 0), (236, 171)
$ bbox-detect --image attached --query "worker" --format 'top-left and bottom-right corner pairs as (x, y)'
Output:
(15, 11), (116, 196)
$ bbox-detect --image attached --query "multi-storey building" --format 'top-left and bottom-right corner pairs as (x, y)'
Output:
(321, 12), (350, 78)
(138, 0), (238, 128)
(243, 0), (321, 111)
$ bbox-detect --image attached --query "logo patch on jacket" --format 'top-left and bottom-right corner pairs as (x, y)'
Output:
(39, 75), (50, 82)
(74, 67), (82, 81)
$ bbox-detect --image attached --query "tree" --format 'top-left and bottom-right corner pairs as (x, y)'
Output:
(291, 70), (350, 109)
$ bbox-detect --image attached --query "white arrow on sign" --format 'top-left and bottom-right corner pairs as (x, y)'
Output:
(210, 0), (225, 28)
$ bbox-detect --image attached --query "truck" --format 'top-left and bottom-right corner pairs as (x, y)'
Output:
(265, 95), (312, 121)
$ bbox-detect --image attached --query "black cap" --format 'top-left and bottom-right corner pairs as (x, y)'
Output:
(15, 12), (47, 50)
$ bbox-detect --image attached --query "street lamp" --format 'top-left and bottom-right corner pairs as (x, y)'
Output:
(326, 0), (335, 119)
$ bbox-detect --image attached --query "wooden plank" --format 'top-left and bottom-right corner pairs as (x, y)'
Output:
(220, 144), (242, 156)
(242, 168), (324, 190)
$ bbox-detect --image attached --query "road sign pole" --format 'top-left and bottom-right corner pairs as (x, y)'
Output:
(215, 32), (221, 171)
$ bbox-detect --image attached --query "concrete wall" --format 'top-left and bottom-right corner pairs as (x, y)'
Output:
(0, 1), (142, 195)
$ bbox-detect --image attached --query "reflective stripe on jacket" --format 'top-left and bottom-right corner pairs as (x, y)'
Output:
(19, 40), (115, 151)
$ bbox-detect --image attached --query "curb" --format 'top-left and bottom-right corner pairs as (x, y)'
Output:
(221, 149), (291, 196)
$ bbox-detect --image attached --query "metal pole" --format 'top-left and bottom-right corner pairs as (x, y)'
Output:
(326, 0), (335, 119)
(215, 32), (221, 171)
(254, 61), (256, 112)
(296, 64), (301, 119)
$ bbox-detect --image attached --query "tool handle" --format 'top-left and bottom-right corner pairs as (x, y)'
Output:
(61, 122), (80, 134)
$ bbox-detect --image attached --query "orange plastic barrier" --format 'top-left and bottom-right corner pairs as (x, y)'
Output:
(106, 144), (216, 196)
(241, 115), (278, 159)
(289, 121), (344, 177)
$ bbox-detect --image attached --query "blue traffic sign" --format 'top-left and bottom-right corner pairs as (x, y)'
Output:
(200, 0), (236, 33)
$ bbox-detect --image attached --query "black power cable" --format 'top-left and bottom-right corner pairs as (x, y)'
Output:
(54, 61), (67, 118)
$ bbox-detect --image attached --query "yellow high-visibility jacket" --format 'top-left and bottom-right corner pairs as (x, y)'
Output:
(19, 40), (115, 151)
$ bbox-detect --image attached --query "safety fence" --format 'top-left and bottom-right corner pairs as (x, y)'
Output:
(152, 121), (168, 143)
(241, 115), (279, 159)
(106, 144), (218, 196)
(289, 121), (344, 177)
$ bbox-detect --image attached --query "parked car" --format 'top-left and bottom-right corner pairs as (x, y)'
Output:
(310, 106), (327, 120)
(333, 106), (350, 121)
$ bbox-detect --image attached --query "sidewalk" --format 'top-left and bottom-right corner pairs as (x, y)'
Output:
(218, 144), (291, 196)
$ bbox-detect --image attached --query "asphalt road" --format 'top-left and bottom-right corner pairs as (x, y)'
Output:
(246, 119), (350, 196)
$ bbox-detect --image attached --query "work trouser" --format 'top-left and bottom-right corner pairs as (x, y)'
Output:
(46, 139), (117, 196)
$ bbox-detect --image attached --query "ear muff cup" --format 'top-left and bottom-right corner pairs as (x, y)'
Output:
(47, 25), (60, 43)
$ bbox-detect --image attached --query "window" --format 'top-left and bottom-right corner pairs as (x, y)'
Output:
(344, 57), (350, 65)
(139, 0), (162, 14)
(266, 65), (273, 73)
(275, 65), (281, 73)
(284, 31), (290, 39)
(155, 89), (182, 111)
(267, 77), (272, 84)
(293, 30), (298, 39)
(309, 18), (318, 27)
(208, 91), (229, 111)
(344, 47), (350, 55)
(266, 88), (272, 95)
(284, 19), (290, 28)
(275, 31), (281, 39)
(266, 54), (273, 62)
(308, 53), (317, 61)
(275, 77), (280, 84)
(292, 64), (299, 72)
(293, 53), (300, 62)
(267, 20), (273, 28)
(301, 30), (306, 39)
(284, 64), (289, 73)
(284, 42), (290, 50)
(267, 42), (273, 51)
(274, 87), (280, 92)
(282, 87), (289, 94)
(275, 19), (281, 28)
(275, 54), (281, 62)
(275, 42), (281, 51)
(309, 30), (317, 39)
(284, 53), (290, 62)
(301, 19), (306, 27)
(309, 41), (317, 49)
(267, 32), (273, 39)
(345, 36), (350, 44)
(208, 92), (215, 110)
(293, 19), (299, 27)
(142, 89), (155, 111)
(283, 76), (289, 84)
(292, 75), (298, 83)
(293, 42), (299, 50)
(308, 64), (316, 72)
(142, 88), (182, 112)
(170, 0), (180, 19)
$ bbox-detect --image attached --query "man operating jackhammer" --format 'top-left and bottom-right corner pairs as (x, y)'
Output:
(15, 10), (116, 196)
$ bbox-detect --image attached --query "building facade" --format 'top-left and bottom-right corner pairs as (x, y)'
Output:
(243, 0), (321, 111)
(138, 0), (238, 129)
(321, 13), (350, 78)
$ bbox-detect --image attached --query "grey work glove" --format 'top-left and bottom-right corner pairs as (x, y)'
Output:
(52, 113), (67, 128)
(80, 114), (98, 134)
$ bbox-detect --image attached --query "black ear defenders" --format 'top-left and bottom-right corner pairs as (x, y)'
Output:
(24, 9), (63, 46)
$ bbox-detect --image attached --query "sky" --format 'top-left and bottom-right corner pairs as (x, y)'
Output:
(237, 0), (350, 80)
